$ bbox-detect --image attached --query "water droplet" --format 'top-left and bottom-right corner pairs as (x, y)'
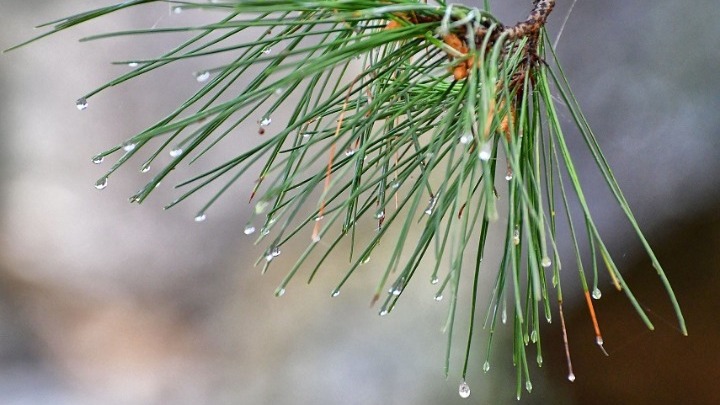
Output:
(262, 47), (272, 54)
(94, 177), (108, 190)
(505, 168), (514, 181)
(391, 286), (402, 296)
(375, 210), (385, 219)
(344, 148), (357, 157)
(424, 195), (438, 215)
(260, 227), (270, 236)
(173, 6), (183, 13)
(530, 330), (537, 342)
(244, 225), (256, 235)
(264, 252), (274, 262)
(592, 288), (602, 300)
(270, 246), (281, 257)
(483, 361), (490, 372)
(195, 71), (210, 83)
(128, 194), (141, 204)
(302, 132), (312, 139)
(431, 276), (439, 285)
(92, 155), (104, 164)
(275, 288), (285, 297)
(525, 381), (533, 393)
(567, 373), (576, 382)
(76, 98), (88, 111)
(434, 294), (443, 302)
(541, 256), (552, 268)
(331, 289), (340, 297)
(512, 227), (520, 245)
(314, 215), (324, 222)
(194, 213), (207, 222)
(459, 133), (473, 144)
(140, 163), (151, 173)
(169, 147), (183, 158)
(260, 117), (272, 126)
(458, 381), (471, 399)
(128, 62), (139, 67)
(361, 256), (371, 264)
(122, 142), (137, 152)
(478, 142), (492, 161)
(274, 88), (284, 96)
(596, 336), (604, 346)
(379, 309), (388, 316)
(501, 307), (507, 324)
(391, 180), (401, 189)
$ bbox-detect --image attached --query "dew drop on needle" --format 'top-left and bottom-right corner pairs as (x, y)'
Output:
(458, 381), (471, 399)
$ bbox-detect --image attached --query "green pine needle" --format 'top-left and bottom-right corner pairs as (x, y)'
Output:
(6, 0), (687, 398)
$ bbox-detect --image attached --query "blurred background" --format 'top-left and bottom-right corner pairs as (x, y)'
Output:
(0, 1), (719, 404)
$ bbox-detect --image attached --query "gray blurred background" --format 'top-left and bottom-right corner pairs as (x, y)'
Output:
(0, 1), (719, 404)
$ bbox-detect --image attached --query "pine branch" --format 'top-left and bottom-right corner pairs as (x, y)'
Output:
(5, 0), (687, 399)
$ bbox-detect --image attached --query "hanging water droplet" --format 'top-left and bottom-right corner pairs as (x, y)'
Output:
(260, 116), (272, 126)
(483, 361), (490, 372)
(94, 177), (108, 190)
(424, 195), (438, 215)
(379, 309), (388, 316)
(434, 293), (443, 302)
(128, 62), (139, 67)
(567, 373), (576, 382)
(260, 227), (270, 236)
(173, 6), (183, 14)
(596, 336), (604, 346)
(169, 147), (183, 158)
(331, 289), (340, 298)
(541, 256), (552, 268)
(195, 71), (211, 83)
(270, 246), (281, 257)
(122, 142), (137, 152)
(361, 256), (371, 264)
(391, 180), (401, 189)
(140, 163), (151, 173)
(194, 213), (207, 222)
(76, 98), (88, 111)
(262, 47), (272, 54)
(311, 233), (321, 243)
(302, 132), (312, 139)
(478, 142), (492, 161)
(314, 215), (324, 222)
(501, 306), (507, 324)
(505, 167), (514, 181)
(391, 286), (402, 296)
(274, 87), (284, 96)
(375, 210), (385, 219)
(264, 252), (274, 262)
(275, 288), (285, 297)
(458, 381), (471, 399)
(512, 227), (520, 245)
(431, 276), (439, 285)
(344, 148), (357, 157)
(530, 330), (537, 342)
(525, 381), (533, 393)
(243, 225), (256, 235)
(92, 155), (104, 164)
(459, 133), (473, 144)
(592, 288), (602, 300)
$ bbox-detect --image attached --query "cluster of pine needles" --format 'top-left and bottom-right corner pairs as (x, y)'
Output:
(6, 0), (687, 398)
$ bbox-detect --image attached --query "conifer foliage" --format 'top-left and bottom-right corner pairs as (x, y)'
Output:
(6, 0), (687, 398)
